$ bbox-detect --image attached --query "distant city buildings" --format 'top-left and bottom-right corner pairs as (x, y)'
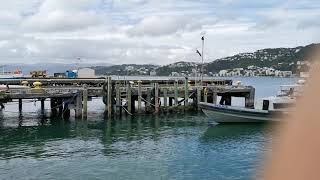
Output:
(216, 66), (293, 77)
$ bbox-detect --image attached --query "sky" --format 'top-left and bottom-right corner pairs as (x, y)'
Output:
(0, 0), (319, 65)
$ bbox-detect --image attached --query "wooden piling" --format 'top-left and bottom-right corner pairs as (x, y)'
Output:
(174, 81), (178, 106)
(169, 97), (173, 106)
(82, 85), (88, 119)
(115, 83), (121, 114)
(146, 88), (151, 112)
(127, 84), (132, 114)
(163, 88), (168, 107)
(107, 77), (112, 118)
(155, 83), (159, 113)
(245, 87), (255, 109)
(40, 99), (45, 111)
(75, 92), (83, 118)
(184, 78), (189, 106)
(138, 80), (142, 114)
(41, 99), (45, 112)
(213, 91), (217, 105)
(18, 99), (22, 112)
(197, 87), (202, 110)
(204, 88), (208, 103)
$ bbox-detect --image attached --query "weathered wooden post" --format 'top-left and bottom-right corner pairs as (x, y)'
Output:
(155, 83), (160, 113)
(107, 77), (112, 118)
(40, 99), (45, 112)
(213, 90), (217, 105)
(115, 83), (121, 115)
(82, 85), (88, 119)
(184, 77), (189, 107)
(204, 88), (208, 103)
(138, 80), (142, 114)
(169, 97), (173, 106)
(163, 88), (168, 107)
(245, 87), (255, 109)
(127, 83), (132, 114)
(174, 80), (178, 106)
(197, 87), (202, 110)
(18, 99), (22, 112)
(146, 88), (152, 112)
(75, 91), (83, 118)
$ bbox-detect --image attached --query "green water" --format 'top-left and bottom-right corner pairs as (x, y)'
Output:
(0, 77), (293, 180)
(0, 112), (271, 180)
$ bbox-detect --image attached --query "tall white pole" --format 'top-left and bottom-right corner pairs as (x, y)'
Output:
(201, 36), (204, 85)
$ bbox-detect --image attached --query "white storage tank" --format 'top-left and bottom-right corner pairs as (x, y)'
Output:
(78, 68), (96, 78)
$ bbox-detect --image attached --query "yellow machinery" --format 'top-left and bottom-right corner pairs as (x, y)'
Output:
(30, 71), (47, 78)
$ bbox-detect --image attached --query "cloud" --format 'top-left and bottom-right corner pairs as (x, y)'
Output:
(22, 10), (103, 32)
(0, 0), (319, 65)
(128, 15), (202, 36)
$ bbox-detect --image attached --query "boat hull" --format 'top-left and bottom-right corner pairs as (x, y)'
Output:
(200, 103), (281, 123)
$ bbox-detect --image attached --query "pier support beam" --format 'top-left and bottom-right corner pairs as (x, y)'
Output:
(174, 81), (178, 106)
(197, 87), (201, 110)
(138, 81), (142, 114)
(82, 85), (88, 119)
(107, 77), (112, 118)
(245, 87), (255, 109)
(155, 83), (160, 114)
(212, 88), (217, 105)
(163, 88), (168, 107)
(115, 83), (121, 115)
(50, 98), (57, 116)
(18, 99), (22, 112)
(184, 78), (189, 107)
(146, 89), (151, 112)
(75, 92), (83, 118)
(204, 88), (208, 103)
(169, 97), (173, 106)
(41, 99), (45, 111)
(63, 101), (70, 119)
(127, 84), (132, 114)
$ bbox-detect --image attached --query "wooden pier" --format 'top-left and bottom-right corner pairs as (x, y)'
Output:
(0, 77), (255, 119)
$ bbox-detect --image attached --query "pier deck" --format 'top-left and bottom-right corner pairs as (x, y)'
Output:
(0, 77), (255, 119)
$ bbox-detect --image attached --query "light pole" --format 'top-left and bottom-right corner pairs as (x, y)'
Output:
(201, 36), (204, 85)
(196, 36), (205, 85)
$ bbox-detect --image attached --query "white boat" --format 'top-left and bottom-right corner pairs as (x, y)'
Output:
(200, 84), (301, 123)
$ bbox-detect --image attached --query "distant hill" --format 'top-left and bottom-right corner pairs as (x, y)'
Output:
(155, 62), (199, 76)
(205, 43), (319, 74)
(154, 43), (318, 76)
(92, 64), (158, 76)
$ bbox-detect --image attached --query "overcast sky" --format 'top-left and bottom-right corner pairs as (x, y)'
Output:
(0, 0), (319, 65)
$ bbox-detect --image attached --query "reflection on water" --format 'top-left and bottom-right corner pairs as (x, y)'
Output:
(0, 77), (290, 180)
(0, 111), (271, 180)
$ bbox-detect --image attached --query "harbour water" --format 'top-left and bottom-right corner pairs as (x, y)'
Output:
(0, 77), (298, 180)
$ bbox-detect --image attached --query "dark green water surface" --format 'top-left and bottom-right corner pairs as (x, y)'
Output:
(1, 77), (294, 180)
(0, 112), (271, 180)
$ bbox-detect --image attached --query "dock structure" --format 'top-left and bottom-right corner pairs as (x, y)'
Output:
(0, 77), (255, 119)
